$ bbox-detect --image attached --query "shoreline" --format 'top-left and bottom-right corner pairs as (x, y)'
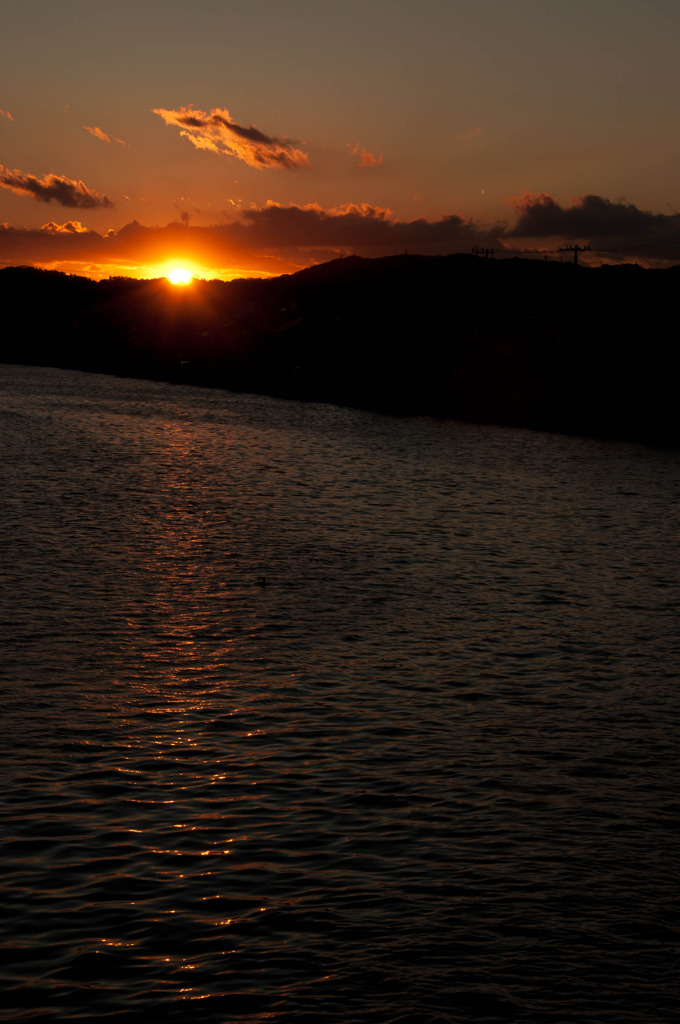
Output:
(5, 356), (678, 450)
(3, 253), (679, 448)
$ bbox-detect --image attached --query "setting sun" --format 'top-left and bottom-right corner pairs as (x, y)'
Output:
(167, 266), (193, 285)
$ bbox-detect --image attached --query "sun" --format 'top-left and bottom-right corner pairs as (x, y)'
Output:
(166, 266), (194, 286)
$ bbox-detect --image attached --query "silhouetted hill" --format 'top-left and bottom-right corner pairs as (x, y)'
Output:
(2, 255), (679, 445)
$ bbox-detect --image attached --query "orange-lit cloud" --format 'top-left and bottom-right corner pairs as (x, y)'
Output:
(0, 165), (114, 208)
(83, 125), (128, 146)
(41, 220), (90, 234)
(3, 195), (679, 278)
(347, 142), (383, 168)
(0, 204), (501, 277)
(152, 105), (310, 169)
(0, 109), (13, 121)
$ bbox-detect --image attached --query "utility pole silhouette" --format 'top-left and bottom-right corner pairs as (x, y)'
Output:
(472, 246), (495, 258)
(559, 244), (590, 265)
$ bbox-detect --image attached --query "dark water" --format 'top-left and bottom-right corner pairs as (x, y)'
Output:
(1, 363), (679, 1023)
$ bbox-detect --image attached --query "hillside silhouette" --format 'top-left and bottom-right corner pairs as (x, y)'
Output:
(2, 254), (679, 445)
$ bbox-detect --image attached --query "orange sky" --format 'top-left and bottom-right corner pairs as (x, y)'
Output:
(2, 1), (680, 279)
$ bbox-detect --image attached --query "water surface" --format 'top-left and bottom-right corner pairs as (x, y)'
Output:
(1, 363), (679, 1022)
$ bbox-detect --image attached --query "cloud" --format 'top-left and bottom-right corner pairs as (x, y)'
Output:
(41, 220), (90, 234)
(347, 142), (383, 168)
(83, 125), (128, 146)
(0, 165), (114, 208)
(509, 192), (679, 240)
(0, 204), (503, 277)
(0, 222), (103, 266)
(152, 105), (310, 169)
(233, 201), (501, 257)
(4, 196), (677, 278)
(0, 109), (13, 121)
(505, 192), (680, 261)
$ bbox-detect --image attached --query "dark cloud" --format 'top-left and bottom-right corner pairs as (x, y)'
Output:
(3, 196), (678, 277)
(212, 114), (273, 146)
(509, 192), (680, 241)
(234, 202), (502, 255)
(0, 165), (114, 208)
(504, 192), (680, 262)
(153, 106), (310, 169)
(0, 204), (502, 276)
(0, 222), (103, 265)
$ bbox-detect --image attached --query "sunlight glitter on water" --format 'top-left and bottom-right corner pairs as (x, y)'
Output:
(1, 364), (680, 1023)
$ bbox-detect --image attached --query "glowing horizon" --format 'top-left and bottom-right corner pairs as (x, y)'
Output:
(2, 3), (680, 276)
(166, 266), (193, 285)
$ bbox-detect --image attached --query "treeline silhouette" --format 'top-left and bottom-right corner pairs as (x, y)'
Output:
(2, 254), (679, 444)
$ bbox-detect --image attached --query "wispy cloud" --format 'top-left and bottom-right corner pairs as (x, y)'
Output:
(0, 165), (114, 208)
(152, 105), (310, 169)
(458, 127), (482, 142)
(83, 125), (128, 147)
(0, 109), (13, 121)
(347, 142), (383, 168)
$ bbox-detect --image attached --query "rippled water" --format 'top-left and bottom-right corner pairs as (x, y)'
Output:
(1, 363), (679, 1023)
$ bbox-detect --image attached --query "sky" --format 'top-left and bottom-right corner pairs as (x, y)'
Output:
(2, 0), (680, 279)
